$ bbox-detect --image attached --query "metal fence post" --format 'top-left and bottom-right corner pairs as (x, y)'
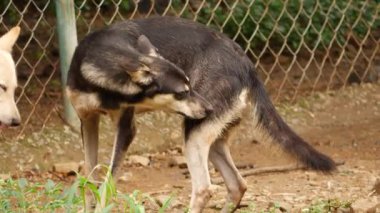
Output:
(55, 0), (80, 129)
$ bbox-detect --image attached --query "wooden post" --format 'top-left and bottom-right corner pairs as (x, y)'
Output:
(55, 0), (80, 129)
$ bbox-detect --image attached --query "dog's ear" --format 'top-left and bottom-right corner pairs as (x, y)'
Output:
(137, 34), (159, 57)
(0, 26), (21, 52)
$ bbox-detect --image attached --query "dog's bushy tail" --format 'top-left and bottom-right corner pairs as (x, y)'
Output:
(248, 72), (336, 172)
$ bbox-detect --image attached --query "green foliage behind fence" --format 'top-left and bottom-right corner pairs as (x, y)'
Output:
(192, 0), (380, 51)
(2, 0), (378, 52)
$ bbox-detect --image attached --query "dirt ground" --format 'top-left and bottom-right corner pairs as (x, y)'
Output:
(1, 83), (380, 212)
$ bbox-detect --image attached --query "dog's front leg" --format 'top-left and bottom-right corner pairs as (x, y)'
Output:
(96, 107), (135, 211)
(108, 107), (136, 175)
(81, 112), (100, 177)
(80, 112), (100, 211)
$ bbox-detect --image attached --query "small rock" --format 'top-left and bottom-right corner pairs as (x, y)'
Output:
(168, 149), (179, 155)
(251, 139), (259, 144)
(170, 131), (181, 141)
(0, 174), (11, 180)
(173, 146), (183, 154)
(268, 202), (284, 212)
(168, 156), (187, 168)
(327, 180), (334, 190)
(173, 184), (184, 189)
(128, 155), (150, 166)
(305, 171), (318, 181)
(155, 195), (183, 208)
(351, 198), (379, 213)
(283, 195), (294, 202)
(294, 196), (307, 202)
(368, 203), (380, 213)
(337, 207), (354, 213)
(118, 172), (133, 183)
(78, 160), (84, 171)
(308, 180), (318, 186)
(52, 162), (79, 175)
(372, 178), (380, 195)
(279, 202), (292, 212)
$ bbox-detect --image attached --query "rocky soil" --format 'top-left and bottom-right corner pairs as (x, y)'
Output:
(1, 83), (380, 212)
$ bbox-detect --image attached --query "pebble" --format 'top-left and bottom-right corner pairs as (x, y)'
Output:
(371, 178), (380, 195)
(0, 174), (11, 180)
(283, 196), (294, 202)
(336, 207), (354, 213)
(167, 156), (187, 168)
(128, 155), (150, 166)
(351, 197), (379, 213)
(118, 172), (133, 183)
(52, 162), (79, 175)
(155, 195), (183, 208)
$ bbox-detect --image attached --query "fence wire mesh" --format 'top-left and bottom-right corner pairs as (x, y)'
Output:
(0, 0), (379, 139)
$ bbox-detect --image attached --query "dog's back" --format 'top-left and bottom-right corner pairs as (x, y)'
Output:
(107, 17), (255, 113)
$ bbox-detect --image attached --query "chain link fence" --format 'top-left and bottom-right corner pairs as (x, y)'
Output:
(1, 0), (379, 139)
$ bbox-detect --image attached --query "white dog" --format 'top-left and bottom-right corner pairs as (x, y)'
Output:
(0, 26), (21, 129)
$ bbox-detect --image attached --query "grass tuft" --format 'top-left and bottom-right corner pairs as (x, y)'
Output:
(0, 170), (174, 212)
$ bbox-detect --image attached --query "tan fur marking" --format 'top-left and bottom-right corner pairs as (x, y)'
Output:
(136, 94), (206, 118)
(129, 69), (153, 85)
(81, 62), (142, 95)
(188, 89), (248, 144)
(66, 88), (101, 116)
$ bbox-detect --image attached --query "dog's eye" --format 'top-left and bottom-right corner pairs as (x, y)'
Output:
(143, 70), (152, 77)
(174, 90), (189, 100)
(0, 84), (6, 92)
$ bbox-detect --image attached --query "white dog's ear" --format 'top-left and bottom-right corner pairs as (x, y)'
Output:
(137, 34), (159, 57)
(0, 26), (21, 52)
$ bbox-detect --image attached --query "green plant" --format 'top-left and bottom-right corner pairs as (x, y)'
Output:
(0, 172), (174, 212)
(0, 177), (83, 212)
(301, 198), (352, 213)
(0, 0), (21, 25)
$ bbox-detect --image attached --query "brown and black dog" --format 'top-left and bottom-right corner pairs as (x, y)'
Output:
(67, 16), (335, 212)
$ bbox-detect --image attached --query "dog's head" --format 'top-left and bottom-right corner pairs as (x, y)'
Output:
(130, 35), (212, 118)
(0, 26), (21, 128)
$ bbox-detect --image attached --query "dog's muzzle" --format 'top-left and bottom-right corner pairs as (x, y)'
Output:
(0, 117), (21, 129)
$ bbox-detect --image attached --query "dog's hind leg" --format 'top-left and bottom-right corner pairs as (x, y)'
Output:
(209, 121), (247, 213)
(108, 107), (136, 176)
(184, 118), (226, 213)
(184, 89), (249, 212)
